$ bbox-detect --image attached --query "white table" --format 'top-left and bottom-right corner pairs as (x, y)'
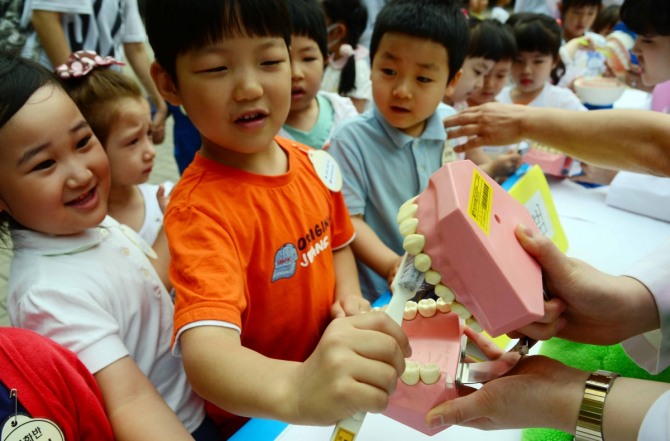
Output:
(234, 178), (670, 441)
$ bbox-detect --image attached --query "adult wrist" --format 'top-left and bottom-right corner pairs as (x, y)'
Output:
(575, 370), (620, 441)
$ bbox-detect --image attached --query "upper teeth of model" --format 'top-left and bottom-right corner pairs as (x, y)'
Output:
(397, 196), (480, 331)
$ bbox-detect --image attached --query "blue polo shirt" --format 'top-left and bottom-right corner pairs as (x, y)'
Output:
(329, 103), (457, 300)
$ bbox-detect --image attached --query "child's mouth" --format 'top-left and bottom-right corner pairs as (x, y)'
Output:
(66, 188), (95, 207)
(235, 112), (266, 124)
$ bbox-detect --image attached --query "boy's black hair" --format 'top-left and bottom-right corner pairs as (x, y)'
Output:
(620, 0), (670, 36)
(559, 0), (602, 13)
(507, 12), (561, 58)
(468, 18), (517, 62)
(321, 0), (368, 96)
(591, 4), (619, 35)
(145, 0), (292, 82)
(369, 0), (469, 83)
(287, 0), (328, 59)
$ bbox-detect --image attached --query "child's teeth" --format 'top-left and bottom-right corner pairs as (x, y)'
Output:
(397, 203), (418, 224)
(403, 234), (425, 255)
(403, 301), (418, 320)
(420, 363), (440, 385)
(401, 360), (421, 385)
(450, 302), (472, 320)
(434, 284), (456, 302)
(436, 297), (451, 313)
(399, 218), (419, 237)
(414, 253), (432, 272)
(466, 317), (484, 333)
(424, 269), (442, 285)
(417, 298), (437, 317)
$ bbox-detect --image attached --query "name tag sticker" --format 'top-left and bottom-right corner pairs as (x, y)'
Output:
(308, 150), (343, 192)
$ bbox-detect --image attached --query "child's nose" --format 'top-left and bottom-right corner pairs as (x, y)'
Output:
(392, 80), (411, 99)
(233, 72), (263, 101)
(65, 162), (93, 188)
(144, 143), (156, 161)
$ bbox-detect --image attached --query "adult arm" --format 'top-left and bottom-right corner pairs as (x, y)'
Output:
(31, 10), (70, 66)
(123, 42), (168, 144)
(425, 354), (670, 440)
(443, 102), (670, 176)
(179, 316), (409, 425)
(95, 356), (194, 441)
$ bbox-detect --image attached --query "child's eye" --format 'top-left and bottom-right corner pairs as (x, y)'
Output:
(303, 57), (318, 62)
(128, 138), (140, 146)
(261, 59), (285, 67)
(417, 76), (432, 83)
(31, 159), (55, 172)
(202, 66), (228, 73)
(76, 135), (93, 150)
(381, 68), (396, 76)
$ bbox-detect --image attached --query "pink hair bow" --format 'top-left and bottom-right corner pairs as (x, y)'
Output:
(55, 50), (125, 79)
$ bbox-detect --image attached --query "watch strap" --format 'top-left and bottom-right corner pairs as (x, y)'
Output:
(575, 370), (619, 441)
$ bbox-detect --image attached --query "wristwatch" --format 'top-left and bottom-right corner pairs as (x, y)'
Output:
(575, 369), (620, 441)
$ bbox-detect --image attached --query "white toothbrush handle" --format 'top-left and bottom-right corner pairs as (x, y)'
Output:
(330, 411), (366, 441)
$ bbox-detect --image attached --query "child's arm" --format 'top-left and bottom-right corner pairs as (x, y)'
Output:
(180, 316), (410, 426)
(331, 245), (369, 318)
(349, 215), (402, 284)
(467, 148), (522, 181)
(148, 184), (172, 291)
(94, 356), (194, 441)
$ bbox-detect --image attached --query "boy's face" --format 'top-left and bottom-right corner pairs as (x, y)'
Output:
(632, 34), (670, 87)
(0, 86), (110, 236)
(153, 35), (291, 159)
(105, 98), (156, 187)
(469, 59), (512, 105)
(289, 35), (325, 114)
(511, 51), (556, 95)
(371, 32), (457, 138)
(448, 56), (495, 103)
(469, 0), (489, 14)
(562, 5), (599, 40)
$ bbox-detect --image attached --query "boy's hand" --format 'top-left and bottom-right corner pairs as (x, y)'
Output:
(490, 150), (521, 179)
(330, 295), (371, 318)
(290, 311), (410, 425)
(386, 255), (404, 287)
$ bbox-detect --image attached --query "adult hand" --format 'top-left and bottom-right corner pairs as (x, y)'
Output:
(443, 103), (529, 151)
(426, 354), (589, 433)
(512, 224), (659, 345)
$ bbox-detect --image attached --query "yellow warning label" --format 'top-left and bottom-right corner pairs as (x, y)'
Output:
(333, 428), (356, 441)
(467, 169), (492, 235)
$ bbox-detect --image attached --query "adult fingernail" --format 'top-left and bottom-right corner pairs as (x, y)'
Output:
(519, 223), (534, 238)
(427, 414), (446, 428)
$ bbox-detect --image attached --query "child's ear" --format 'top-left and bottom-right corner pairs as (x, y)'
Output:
(331, 22), (347, 42)
(150, 61), (182, 106)
(445, 69), (464, 97)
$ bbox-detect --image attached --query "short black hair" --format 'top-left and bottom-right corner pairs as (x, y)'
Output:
(287, 0), (328, 59)
(468, 18), (516, 62)
(146, 0), (292, 82)
(560, 0), (602, 14)
(507, 12), (562, 58)
(620, 0), (670, 36)
(369, 0), (469, 83)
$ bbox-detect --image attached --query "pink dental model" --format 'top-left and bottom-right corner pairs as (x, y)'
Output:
(396, 159), (544, 337)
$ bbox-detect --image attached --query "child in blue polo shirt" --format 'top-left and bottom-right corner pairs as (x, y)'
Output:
(329, 0), (469, 301)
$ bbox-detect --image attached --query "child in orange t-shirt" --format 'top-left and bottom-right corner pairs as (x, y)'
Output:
(146, 0), (410, 437)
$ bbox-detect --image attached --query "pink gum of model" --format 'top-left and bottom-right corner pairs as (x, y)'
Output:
(416, 160), (544, 336)
(383, 311), (464, 436)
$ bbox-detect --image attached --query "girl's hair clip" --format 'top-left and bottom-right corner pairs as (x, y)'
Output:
(339, 44), (355, 59)
(55, 50), (125, 80)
